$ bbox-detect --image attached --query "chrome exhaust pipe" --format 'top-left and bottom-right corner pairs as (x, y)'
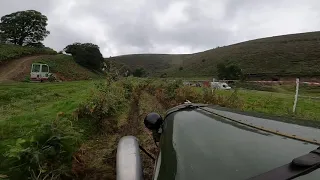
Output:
(116, 136), (143, 180)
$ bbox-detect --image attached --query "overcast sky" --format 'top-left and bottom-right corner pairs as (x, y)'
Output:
(1, 0), (320, 57)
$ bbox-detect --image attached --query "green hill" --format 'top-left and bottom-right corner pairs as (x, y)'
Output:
(0, 44), (56, 63)
(107, 31), (320, 79)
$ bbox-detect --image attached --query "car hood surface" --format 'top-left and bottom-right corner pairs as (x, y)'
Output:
(155, 105), (320, 180)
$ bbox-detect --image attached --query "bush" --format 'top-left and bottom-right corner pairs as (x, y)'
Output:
(2, 116), (81, 179)
(64, 43), (104, 70)
(144, 79), (243, 109)
(78, 81), (128, 133)
(23, 76), (30, 82)
(133, 68), (146, 77)
(217, 63), (243, 80)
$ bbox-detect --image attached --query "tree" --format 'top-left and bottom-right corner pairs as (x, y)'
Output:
(217, 63), (227, 80)
(64, 42), (103, 70)
(228, 65), (242, 80)
(0, 10), (50, 46)
(217, 63), (242, 80)
(0, 33), (4, 43)
(132, 68), (146, 77)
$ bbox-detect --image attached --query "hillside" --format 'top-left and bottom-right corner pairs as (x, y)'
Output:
(107, 31), (320, 79)
(107, 54), (186, 76)
(0, 44), (56, 63)
(34, 55), (100, 81)
(0, 54), (99, 82)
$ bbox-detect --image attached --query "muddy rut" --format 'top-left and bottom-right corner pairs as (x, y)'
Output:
(72, 89), (165, 180)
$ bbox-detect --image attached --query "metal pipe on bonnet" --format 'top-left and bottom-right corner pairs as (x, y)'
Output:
(116, 136), (144, 180)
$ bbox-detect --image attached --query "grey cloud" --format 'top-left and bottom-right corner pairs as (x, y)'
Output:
(43, 26), (93, 51)
(0, 0), (53, 15)
(1, 0), (320, 56)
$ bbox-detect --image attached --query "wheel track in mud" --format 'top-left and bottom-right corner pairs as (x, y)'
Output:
(120, 88), (157, 180)
(73, 88), (161, 180)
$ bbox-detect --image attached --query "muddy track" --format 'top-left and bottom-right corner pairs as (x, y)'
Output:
(119, 88), (156, 179)
(111, 89), (161, 180)
(0, 55), (51, 82)
(72, 88), (160, 180)
(122, 88), (142, 136)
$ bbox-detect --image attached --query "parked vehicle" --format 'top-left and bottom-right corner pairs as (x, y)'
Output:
(117, 103), (320, 180)
(183, 81), (191, 86)
(210, 81), (231, 90)
(30, 63), (51, 82)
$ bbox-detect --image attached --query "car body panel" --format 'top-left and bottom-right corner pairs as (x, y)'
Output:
(202, 106), (320, 143)
(155, 106), (320, 180)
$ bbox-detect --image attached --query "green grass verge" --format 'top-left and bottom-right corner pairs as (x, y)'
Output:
(0, 81), (97, 154)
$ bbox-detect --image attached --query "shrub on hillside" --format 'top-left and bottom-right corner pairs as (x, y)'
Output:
(132, 68), (147, 77)
(64, 43), (104, 71)
(217, 63), (243, 80)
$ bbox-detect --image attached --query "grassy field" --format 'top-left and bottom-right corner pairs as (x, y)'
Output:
(191, 82), (320, 122)
(0, 44), (56, 63)
(108, 31), (320, 78)
(0, 81), (96, 154)
(213, 89), (320, 121)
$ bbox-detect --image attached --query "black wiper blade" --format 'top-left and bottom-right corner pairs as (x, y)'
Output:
(247, 147), (320, 180)
(165, 103), (208, 117)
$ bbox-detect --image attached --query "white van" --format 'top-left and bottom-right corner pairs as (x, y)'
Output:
(210, 82), (231, 90)
(30, 63), (51, 82)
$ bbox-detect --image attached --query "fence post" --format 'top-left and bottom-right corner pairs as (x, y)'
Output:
(293, 78), (299, 113)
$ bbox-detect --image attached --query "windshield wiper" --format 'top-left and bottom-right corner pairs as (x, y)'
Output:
(165, 103), (208, 116)
(247, 147), (320, 180)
